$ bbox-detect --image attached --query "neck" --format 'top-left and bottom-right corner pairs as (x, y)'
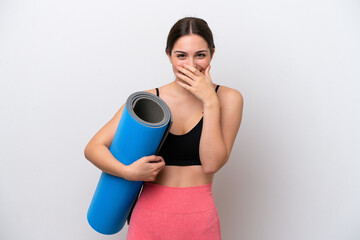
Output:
(169, 78), (197, 98)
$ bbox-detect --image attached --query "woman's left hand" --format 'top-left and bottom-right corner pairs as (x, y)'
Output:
(175, 64), (217, 105)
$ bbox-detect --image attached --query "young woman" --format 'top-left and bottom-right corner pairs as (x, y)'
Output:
(84, 17), (243, 240)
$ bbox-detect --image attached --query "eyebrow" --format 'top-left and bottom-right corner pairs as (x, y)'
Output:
(174, 50), (208, 54)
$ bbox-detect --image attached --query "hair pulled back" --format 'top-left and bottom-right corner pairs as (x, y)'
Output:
(165, 17), (215, 56)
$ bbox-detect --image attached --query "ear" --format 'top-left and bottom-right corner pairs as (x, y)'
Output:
(166, 50), (172, 63)
(210, 48), (215, 60)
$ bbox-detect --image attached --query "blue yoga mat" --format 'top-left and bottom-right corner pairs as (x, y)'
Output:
(87, 91), (173, 235)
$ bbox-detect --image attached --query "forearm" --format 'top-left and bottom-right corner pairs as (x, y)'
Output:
(84, 144), (127, 178)
(199, 97), (227, 173)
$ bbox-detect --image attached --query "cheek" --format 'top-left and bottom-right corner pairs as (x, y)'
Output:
(172, 60), (183, 72)
(197, 60), (210, 72)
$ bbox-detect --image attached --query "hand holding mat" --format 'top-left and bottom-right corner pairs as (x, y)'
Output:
(124, 155), (164, 181)
(87, 91), (173, 235)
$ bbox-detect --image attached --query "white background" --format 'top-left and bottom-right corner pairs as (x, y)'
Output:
(0, 0), (359, 239)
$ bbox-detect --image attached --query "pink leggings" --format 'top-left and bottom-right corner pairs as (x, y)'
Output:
(127, 182), (221, 240)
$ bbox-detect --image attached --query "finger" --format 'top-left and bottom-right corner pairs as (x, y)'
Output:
(183, 64), (201, 76)
(156, 159), (165, 165)
(176, 72), (193, 85)
(154, 161), (165, 170)
(205, 65), (211, 79)
(177, 66), (197, 80)
(147, 155), (156, 161)
(147, 155), (161, 163)
(159, 161), (166, 168)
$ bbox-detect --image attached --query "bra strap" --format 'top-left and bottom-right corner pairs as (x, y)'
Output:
(215, 84), (220, 92)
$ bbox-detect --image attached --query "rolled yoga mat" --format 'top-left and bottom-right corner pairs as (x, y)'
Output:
(87, 91), (173, 235)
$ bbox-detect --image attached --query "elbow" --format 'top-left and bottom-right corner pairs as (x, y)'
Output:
(203, 167), (217, 174)
(84, 146), (88, 159)
(202, 163), (220, 174)
(84, 143), (91, 160)
(203, 163), (224, 174)
(84, 142), (105, 161)
(202, 153), (228, 174)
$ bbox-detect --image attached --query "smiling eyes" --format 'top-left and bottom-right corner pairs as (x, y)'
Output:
(176, 53), (206, 59)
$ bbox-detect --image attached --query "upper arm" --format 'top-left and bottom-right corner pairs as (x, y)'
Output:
(219, 88), (244, 162)
(84, 103), (126, 151)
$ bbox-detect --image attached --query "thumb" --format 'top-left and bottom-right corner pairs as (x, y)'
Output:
(147, 155), (162, 162)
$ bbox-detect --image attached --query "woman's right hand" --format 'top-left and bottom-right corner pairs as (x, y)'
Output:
(124, 155), (165, 181)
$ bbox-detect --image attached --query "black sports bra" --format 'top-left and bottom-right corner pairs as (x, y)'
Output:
(156, 84), (220, 166)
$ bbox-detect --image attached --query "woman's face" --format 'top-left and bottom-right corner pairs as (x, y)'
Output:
(167, 34), (214, 78)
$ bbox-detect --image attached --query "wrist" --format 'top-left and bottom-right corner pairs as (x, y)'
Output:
(117, 163), (129, 180)
(203, 96), (220, 108)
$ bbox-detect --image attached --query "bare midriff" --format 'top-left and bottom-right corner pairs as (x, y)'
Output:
(148, 165), (214, 188)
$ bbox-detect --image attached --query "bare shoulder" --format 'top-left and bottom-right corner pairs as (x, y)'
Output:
(142, 88), (157, 95)
(217, 85), (244, 108)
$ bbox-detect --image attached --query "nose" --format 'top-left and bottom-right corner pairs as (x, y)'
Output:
(184, 59), (197, 68)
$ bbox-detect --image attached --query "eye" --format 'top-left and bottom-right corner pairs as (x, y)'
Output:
(176, 54), (186, 58)
(197, 54), (206, 58)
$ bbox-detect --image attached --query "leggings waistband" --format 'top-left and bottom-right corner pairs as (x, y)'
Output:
(137, 182), (216, 214)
